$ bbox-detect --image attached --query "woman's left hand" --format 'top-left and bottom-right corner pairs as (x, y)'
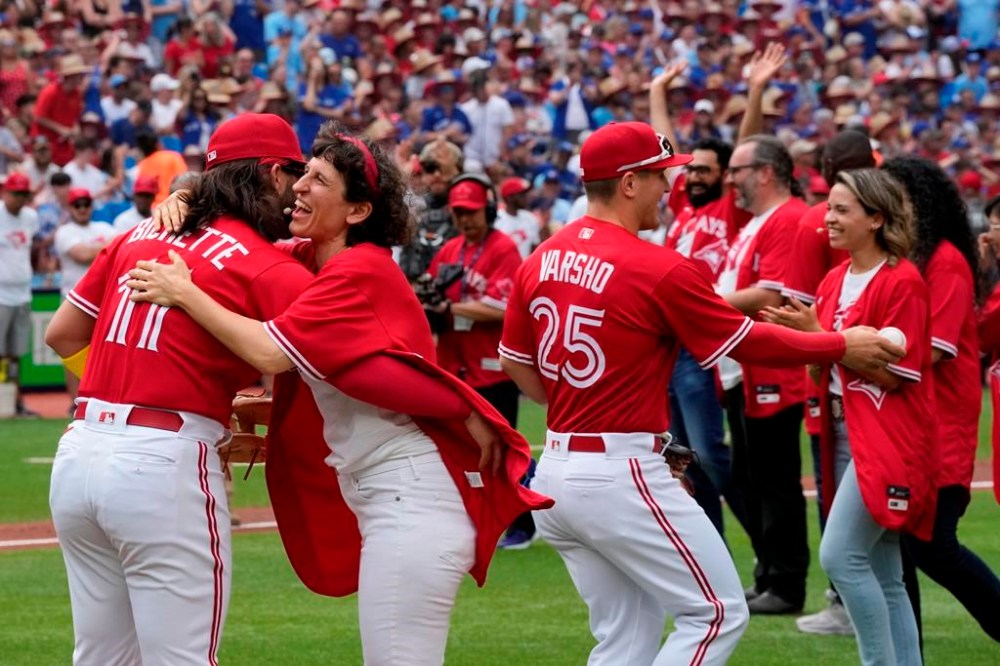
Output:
(126, 250), (194, 307)
(759, 297), (821, 332)
(465, 410), (503, 475)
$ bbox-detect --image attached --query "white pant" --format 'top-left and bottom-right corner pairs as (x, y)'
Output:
(49, 399), (231, 666)
(339, 450), (476, 666)
(532, 431), (749, 666)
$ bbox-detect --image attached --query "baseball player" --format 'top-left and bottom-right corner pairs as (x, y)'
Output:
(498, 122), (906, 665)
(43, 114), (313, 665)
(126, 127), (553, 665)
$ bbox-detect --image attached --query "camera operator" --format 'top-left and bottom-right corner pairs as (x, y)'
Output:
(424, 173), (523, 428)
(399, 139), (464, 281)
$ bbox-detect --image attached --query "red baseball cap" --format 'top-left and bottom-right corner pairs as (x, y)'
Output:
(500, 176), (531, 199)
(205, 113), (304, 171)
(3, 172), (31, 193)
(133, 176), (159, 195)
(68, 188), (92, 204)
(580, 122), (692, 182)
(448, 179), (489, 210)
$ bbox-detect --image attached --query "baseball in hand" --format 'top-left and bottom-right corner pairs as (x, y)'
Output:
(878, 326), (907, 350)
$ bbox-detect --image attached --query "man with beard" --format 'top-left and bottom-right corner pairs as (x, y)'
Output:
(43, 113), (311, 665)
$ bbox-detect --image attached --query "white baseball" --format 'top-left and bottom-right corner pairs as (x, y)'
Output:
(879, 326), (907, 349)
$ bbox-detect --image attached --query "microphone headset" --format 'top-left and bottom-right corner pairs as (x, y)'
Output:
(449, 173), (497, 225)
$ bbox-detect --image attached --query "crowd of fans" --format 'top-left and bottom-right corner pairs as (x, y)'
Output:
(0, 0), (997, 286)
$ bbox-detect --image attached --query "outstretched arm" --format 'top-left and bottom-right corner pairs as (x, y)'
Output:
(128, 250), (296, 375)
(648, 61), (687, 152)
(737, 43), (787, 142)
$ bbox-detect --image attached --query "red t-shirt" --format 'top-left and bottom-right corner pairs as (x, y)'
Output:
(782, 202), (850, 433)
(429, 230), (522, 389)
(815, 259), (936, 539)
(725, 197), (810, 418)
(200, 37), (235, 79)
(68, 217), (313, 425)
(925, 242), (981, 489)
(979, 283), (1000, 504)
(664, 187), (751, 283)
(500, 216), (753, 434)
(164, 37), (205, 76)
(32, 80), (82, 166)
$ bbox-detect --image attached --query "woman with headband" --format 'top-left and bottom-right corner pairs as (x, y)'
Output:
(127, 123), (552, 665)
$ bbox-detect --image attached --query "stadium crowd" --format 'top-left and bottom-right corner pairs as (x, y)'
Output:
(2, 0), (1000, 662)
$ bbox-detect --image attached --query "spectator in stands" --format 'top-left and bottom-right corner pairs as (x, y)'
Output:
(110, 100), (154, 149)
(0, 30), (30, 120)
(0, 172), (38, 416)
(32, 55), (90, 167)
(321, 9), (362, 62)
(151, 73), (184, 136)
(100, 75), (137, 128)
(63, 138), (115, 204)
(113, 176), (158, 234)
(399, 139), (462, 282)
(495, 176), (539, 260)
(21, 137), (61, 206)
(297, 55), (353, 154)
(197, 12), (236, 79)
(163, 17), (203, 77)
(461, 69), (515, 174)
(33, 172), (72, 285)
(134, 130), (186, 206)
(176, 88), (219, 151)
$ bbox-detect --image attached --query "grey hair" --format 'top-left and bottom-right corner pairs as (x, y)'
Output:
(742, 134), (794, 192)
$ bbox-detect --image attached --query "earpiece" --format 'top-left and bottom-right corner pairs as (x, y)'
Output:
(449, 173), (498, 225)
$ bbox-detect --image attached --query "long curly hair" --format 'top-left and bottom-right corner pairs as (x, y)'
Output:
(311, 122), (414, 248)
(881, 156), (983, 303)
(180, 158), (290, 242)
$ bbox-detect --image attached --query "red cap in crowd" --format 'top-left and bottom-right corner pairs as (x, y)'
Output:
(580, 122), (692, 182)
(500, 177), (531, 199)
(808, 175), (831, 195)
(4, 172), (31, 193)
(68, 188), (92, 204)
(448, 179), (489, 210)
(205, 113), (304, 171)
(133, 176), (159, 195)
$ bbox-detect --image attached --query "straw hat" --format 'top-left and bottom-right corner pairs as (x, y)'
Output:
(58, 55), (90, 77)
(391, 27), (416, 53)
(380, 8), (403, 30)
(410, 49), (442, 74)
(825, 45), (848, 64)
(721, 95), (749, 123)
(414, 12), (439, 28)
(909, 63), (939, 84)
(259, 82), (286, 101)
(219, 78), (243, 95)
(833, 103), (858, 126)
(868, 111), (899, 137)
(824, 77), (855, 102)
(761, 87), (785, 117)
(208, 92), (233, 105)
(979, 94), (1000, 111)
(363, 117), (397, 141)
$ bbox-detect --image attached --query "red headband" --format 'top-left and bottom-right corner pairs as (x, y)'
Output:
(338, 133), (380, 194)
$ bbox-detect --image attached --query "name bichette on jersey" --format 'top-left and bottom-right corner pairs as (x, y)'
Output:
(126, 219), (249, 271)
(538, 249), (615, 295)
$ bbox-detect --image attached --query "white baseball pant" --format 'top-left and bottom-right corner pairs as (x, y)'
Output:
(338, 450), (476, 666)
(531, 431), (749, 666)
(49, 399), (231, 666)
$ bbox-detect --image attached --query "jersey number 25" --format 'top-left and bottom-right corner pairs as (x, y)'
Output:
(530, 297), (606, 388)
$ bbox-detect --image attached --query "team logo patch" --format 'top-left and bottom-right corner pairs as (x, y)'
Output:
(98, 411), (116, 425)
(692, 238), (727, 276)
(578, 227), (594, 240)
(206, 150), (217, 162)
(847, 379), (886, 410)
(887, 485), (910, 511)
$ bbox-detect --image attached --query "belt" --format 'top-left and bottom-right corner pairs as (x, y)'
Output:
(567, 434), (664, 454)
(74, 403), (184, 432)
(829, 394), (845, 421)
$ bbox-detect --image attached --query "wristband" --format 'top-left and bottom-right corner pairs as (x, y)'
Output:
(61, 345), (90, 379)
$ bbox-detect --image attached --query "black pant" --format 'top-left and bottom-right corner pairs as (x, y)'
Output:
(731, 389), (808, 605)
(903, 485), (1000, 643)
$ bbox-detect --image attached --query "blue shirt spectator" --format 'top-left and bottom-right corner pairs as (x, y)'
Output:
(421, 104), (473, 135)
(957, 0), (998, 51)
(838, 0), (879, 59)
(231, 0), (268, 52)
(296, 80), (352, 152)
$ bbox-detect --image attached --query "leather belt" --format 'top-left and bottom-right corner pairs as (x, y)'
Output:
(567, 434), (664, 454)
(829, 395), (846, 421)
(74, 403), (184, 432)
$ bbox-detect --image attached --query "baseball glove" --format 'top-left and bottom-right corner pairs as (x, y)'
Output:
(221, 387), (271, 472)
(662, 439), (697, 495)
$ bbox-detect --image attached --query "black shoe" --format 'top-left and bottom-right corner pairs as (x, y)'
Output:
(744, 585), (762, 602)
(747, 591), (803, 615)
(15, 402), (39, 418)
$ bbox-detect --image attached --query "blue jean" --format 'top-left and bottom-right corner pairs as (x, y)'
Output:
(668, 349), (747, 539)
(819, 456), (921, 666)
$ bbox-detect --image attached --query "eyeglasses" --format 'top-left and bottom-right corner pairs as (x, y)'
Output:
(684, 165), (716, 176)
(727, 162), (766, 176)
(617, 133), (676, 173)
(421, 160), (441, 175)
(281, 164), (306, 178)
(72, 201), (93, 209)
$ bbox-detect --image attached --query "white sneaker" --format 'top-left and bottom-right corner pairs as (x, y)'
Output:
(796, 592), (855, 636)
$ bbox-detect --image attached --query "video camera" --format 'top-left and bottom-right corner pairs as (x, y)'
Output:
(414, 263), (465, 334)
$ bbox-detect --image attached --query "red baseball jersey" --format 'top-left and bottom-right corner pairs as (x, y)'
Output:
(815, 259), (936, 539)
(925, 242), (981, 489)
(429, 230), (522, 389)
(664, 189), (751, 283)
(68, 217), (313, 425)
(978, 283), (1000, 504)
(500, 216), (753, 434)
(782, 202), (850, 434)
(724, 197), (810, 418)
(260, 242), (552, 595)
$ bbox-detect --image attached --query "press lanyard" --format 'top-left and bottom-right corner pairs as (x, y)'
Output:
(458, 232), (489, 300)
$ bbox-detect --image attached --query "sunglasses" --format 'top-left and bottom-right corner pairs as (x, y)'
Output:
(420, 160), (441, 174)
(72, 200), (93, 209)
(617, 133), (676, 173)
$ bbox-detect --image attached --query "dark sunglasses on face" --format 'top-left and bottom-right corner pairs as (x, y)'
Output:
(420, 160), (441, 175)
(72, 200), (93, 209)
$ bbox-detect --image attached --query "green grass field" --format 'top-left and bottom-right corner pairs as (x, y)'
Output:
(1, 402), (998, 664)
